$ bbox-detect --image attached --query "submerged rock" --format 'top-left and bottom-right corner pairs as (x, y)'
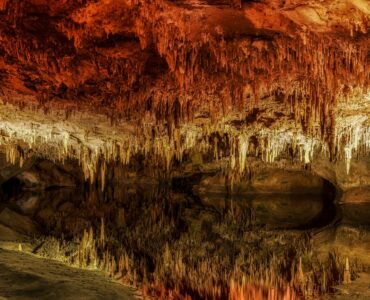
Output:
(0, 207), (38, 236)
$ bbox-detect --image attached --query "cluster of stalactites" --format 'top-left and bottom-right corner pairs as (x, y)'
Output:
(0, 117), (328, 187)
(4, 144), (24, 167)
(335, 116), (370, 174)
(1, 101), (368, 188)
(331, 91), (370, 174)
(209, 126), (324, 176)
(134, 0), (369, 144)
(0, 0), (368, 155)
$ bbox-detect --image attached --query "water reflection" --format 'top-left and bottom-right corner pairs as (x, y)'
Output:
(340, 203), (370, 227)
(1, 183), (349, 299)
(201, 194), (324, 230)
(7, 184), (331, 235)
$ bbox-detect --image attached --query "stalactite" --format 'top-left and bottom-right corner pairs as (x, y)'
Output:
(100, 160), (106, 191)
(5, 144), (18, 165)
(1, 98), (366, 185)
(238, 134), (250, 174)
(0, 23), (368, 185)
(0, 0), (7, 11)
(334, 93), (370, 174)
(132, 6), (368, 148)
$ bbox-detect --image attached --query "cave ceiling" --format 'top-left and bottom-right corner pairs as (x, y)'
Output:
(0, 0), (369, 181)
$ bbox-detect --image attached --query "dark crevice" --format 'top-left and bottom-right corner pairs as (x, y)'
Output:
(1, 177), (24, 200)
(295, 179), (338, 230)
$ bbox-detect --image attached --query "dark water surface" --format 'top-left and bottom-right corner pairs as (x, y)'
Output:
(1, 183), (369, 299)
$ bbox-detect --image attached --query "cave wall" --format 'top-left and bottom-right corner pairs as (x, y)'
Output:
(0, 0), (368, 200)
(312, 157), (370, 202)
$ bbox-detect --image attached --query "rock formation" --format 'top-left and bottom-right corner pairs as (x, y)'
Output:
(0, 0), (369, 199)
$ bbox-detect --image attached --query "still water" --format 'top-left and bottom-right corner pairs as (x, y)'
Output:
(2, 183), (368, 299)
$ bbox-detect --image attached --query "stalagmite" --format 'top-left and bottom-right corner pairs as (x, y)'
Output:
(343, 258), (351, 284)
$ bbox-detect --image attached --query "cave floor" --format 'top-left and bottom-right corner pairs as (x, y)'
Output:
(0, 248), (136, 300)
(322, 273), (370, 300)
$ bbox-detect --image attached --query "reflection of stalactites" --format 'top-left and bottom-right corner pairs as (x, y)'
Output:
(100, 217), (105, 248)
(79, 146), (99, 185)
(100, 160), (106, 192)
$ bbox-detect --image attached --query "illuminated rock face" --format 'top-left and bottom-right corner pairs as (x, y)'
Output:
(0, 0), (369, 195)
